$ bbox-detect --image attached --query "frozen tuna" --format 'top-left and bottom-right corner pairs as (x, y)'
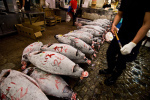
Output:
(54, 35), (96, 57)
(73, 30), (94, 39)
(21, 42), (43, 70)
(64, 32), (93, 45)
(27, 51), (89, 79)
(41, 43), (91, 65)
(0, 69), (48, 100)
(80, 28), (102, 37)
(23, 67), (77, 100)
(82, 25), (106, 33)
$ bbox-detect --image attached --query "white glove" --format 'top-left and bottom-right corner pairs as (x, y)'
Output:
(21, 7), (24, 11)
(120, 42), (136, 55)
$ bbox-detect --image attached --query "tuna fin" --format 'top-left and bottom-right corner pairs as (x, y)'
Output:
(21, 73), (40, 88)
(76, 50), (79, 56)
(73, 64), (80, 72)
(36, 51), (43, 54)
(2, 70), (10, 78)
(63, 86), (72, 93)
(47, 43), (52, 47)
(70, 39), (76, 47)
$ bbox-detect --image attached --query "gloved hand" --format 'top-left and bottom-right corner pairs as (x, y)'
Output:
(21, 7), (25, 11)
(120, 42), (136, 55)
(111, 24), (118, 36)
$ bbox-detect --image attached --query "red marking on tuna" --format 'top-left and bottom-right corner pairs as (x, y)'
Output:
(71, 93), (77, 100)
(84, 43), (87, 48)
(44, 58), (48, 62)
(53, 55), (65, 66)
(24, 48), (33, 54)
(54, 46), (58, 51)
(54, 46), (68, 53)
(6, 87), (11, 91)
(55, 80), (60, 89)
(46, 54), (55, 58)
(55, 55), (65, 60)
(45, 73), (51, 76)
(30, 44), (33, 47)
(1, 93), (6, 99)
(74, 38), (79, 43)
(12, 87), (28, 99)
(54, 59), (61, 66)
(40, 78), (47, 80)
(41, 61), (46, 65)
(64, 48), (68, 52)
(11, 82), (16, 85)
(42, 54), (55, 65)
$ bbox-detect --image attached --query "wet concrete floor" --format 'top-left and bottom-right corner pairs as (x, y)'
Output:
(0, 22), (150, 100)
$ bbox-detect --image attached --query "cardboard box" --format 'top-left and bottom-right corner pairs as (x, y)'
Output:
(16, 24), (42, 39)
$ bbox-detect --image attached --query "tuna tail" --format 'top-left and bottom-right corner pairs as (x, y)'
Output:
(85, 59), (91, 65)
(93, 53), (97, 58)
(21, 65), (27, 70)
(80, 71), (89, 80)
(71, 92), (77, 100)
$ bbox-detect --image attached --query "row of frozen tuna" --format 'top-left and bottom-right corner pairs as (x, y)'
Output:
(0, 19), (112, 100)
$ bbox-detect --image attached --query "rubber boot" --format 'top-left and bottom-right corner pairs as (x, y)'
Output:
(104, 70), (123, 86)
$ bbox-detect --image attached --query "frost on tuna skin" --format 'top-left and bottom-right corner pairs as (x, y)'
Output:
(27, 51), (89, 78)
(23, 67), (77, 99)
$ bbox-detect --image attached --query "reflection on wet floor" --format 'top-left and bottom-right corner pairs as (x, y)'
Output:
(72, 42), (150, 100)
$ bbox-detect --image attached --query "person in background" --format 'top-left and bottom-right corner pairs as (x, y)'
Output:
(20, 0), (31, 11)
(67, 0), (78, 26)
(99, 0), (150, 86)
(103, 1), (111, 8)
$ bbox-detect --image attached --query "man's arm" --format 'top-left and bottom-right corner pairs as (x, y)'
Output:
(111, 11), (123, 35)
(22, 0), (25, 7)
(120, 12), (150, 55)
(132, 12), (150, 44)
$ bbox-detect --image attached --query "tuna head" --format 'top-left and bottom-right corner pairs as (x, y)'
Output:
(0, 69), (11, 84)
(40, 43), (52, 51)
(21, 42), (43, 70)
(54, 34), (71, 44)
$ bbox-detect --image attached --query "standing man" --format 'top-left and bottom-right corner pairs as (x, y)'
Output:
(20, 0), (31, 11)
(67, 0), (78, 26)
(99, 0), (150, 86)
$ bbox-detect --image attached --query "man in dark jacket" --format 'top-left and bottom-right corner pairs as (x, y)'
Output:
(20, 0), (30, 11)
(99, 0), (150, 86)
